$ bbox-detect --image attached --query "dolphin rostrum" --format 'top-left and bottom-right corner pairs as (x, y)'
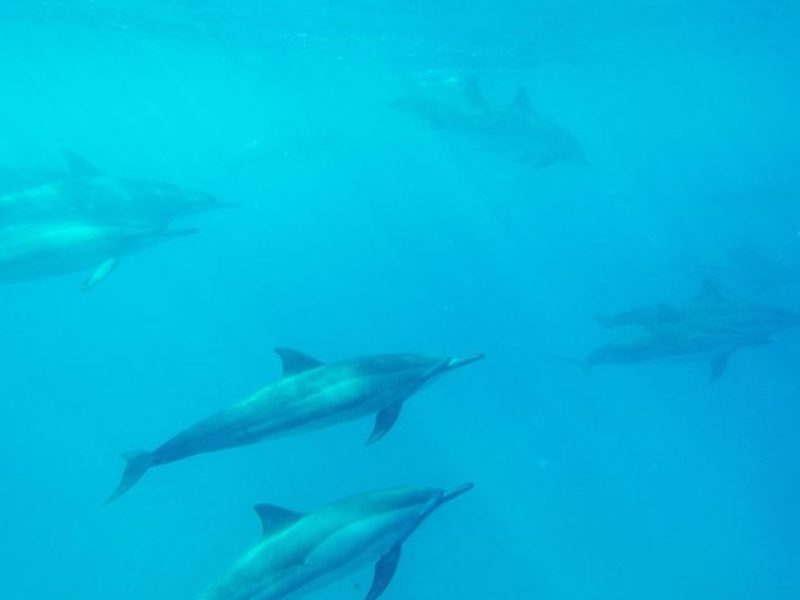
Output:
(106, 349), (484, 503)
(198, 483), (474, 600)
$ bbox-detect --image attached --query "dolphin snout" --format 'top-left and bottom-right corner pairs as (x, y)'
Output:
(446, 353), (485, 370)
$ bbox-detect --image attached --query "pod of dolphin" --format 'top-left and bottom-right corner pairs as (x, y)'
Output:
(3, 79), (798, 598)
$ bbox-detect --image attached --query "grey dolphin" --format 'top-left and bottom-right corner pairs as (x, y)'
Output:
(596, 280), (725, 329)
(0, 220), (196, 290)
(389, 78), (587, 168)
(199, 483), (474, 600)
(0, 151), (233, 228)
(598, 280), (800, 337)
(106, 349), (484, 503)
(566, 328), (772, 382)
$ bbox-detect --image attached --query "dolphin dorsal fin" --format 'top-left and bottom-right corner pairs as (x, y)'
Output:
(462, 76), (488, 110)
(62, 150), (102, 177)
(695, 278), (725, 306)
(511, 86), (533, 115)
(253, 503), (305, 536)
(274, 347), (324, 376)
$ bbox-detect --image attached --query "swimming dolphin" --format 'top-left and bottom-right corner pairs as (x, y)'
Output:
(199, 483), (474, 600)
(564, 327), (772, 382)
(595, 280), (725, 329)
(106, 349), (484, 503)
(598, 280), (800, 337)
(0, 151), (232, 228)
(389, 77), (587, 168)
(0, 220), (196, 290)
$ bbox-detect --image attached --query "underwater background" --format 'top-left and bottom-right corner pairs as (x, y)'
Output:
(1, 1), (799, 598)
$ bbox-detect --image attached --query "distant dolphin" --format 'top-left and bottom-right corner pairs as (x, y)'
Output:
(598, 280), (800, 337)
(199, 483), (474, 600)
(562, 328), (772, 382)
(0, 220), (196, 290)
(0, 151), (233, 228)
(106, 349), (484, 503)
(389, 77), (588, 168)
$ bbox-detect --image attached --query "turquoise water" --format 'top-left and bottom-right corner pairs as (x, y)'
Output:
(1, 1), (799, 598)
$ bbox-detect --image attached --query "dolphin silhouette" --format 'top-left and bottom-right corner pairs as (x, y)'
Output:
(106, 349), (484, 503)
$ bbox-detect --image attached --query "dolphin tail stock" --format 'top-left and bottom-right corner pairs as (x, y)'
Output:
(104, 450), (154, 505)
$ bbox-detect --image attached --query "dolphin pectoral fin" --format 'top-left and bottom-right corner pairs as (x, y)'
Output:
(364, 544), (402, 600)
(253, 503), (306, 536)
(62, 150), (102, 176)
(710, 352), (732, 383)
(82, 257), (119, 292)
(366, 402), (403, 445)
(512, 86), (534, 115)
(104, 451), (153, 505)
(274, 347), (324, 376)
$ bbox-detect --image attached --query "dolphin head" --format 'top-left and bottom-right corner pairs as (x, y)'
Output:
(412, 353), (485, 383)
(354, 483), (474, 524)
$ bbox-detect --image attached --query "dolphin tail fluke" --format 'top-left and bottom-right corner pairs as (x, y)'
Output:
(104, 451), (154, 505)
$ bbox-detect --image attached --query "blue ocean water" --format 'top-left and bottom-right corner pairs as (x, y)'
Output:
(1, 1), (799, 598)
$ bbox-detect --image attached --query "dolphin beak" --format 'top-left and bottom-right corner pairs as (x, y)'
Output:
(442, 482), (475, 503)
(446, 353), (485, 370)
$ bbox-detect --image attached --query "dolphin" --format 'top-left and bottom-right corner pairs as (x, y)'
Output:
(0, 220), (196, 290)
(564, 327), (772, 382)
(106, 349), (484, 503)
(0, 151), (233, 228)
(598, 280), (800, 337)
(389, 77), (588, 168)
(198, 483), (474, 600)
(596, 280), (725, 329)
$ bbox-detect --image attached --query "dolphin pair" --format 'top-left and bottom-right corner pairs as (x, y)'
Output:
(199, 483), (473, 600)
(0, 151), (231, 289)
(578, 280), (800, 381)
(389, 76), (588, 168)
(106, 348), (484, 503)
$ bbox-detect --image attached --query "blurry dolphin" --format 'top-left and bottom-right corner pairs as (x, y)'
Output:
(389, 77), (588, 168)
(0, 151), (234, 228)
(598, 280), (800, 337)
(199, 483), (474, 600)
(560, 327), (772, 382)
(0, 220), (196, 290)
(595, 280), (724, 329)
(106, 348), (484, 503)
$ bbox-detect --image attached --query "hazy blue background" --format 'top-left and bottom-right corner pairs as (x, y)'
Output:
(1, 1), (799, 598)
